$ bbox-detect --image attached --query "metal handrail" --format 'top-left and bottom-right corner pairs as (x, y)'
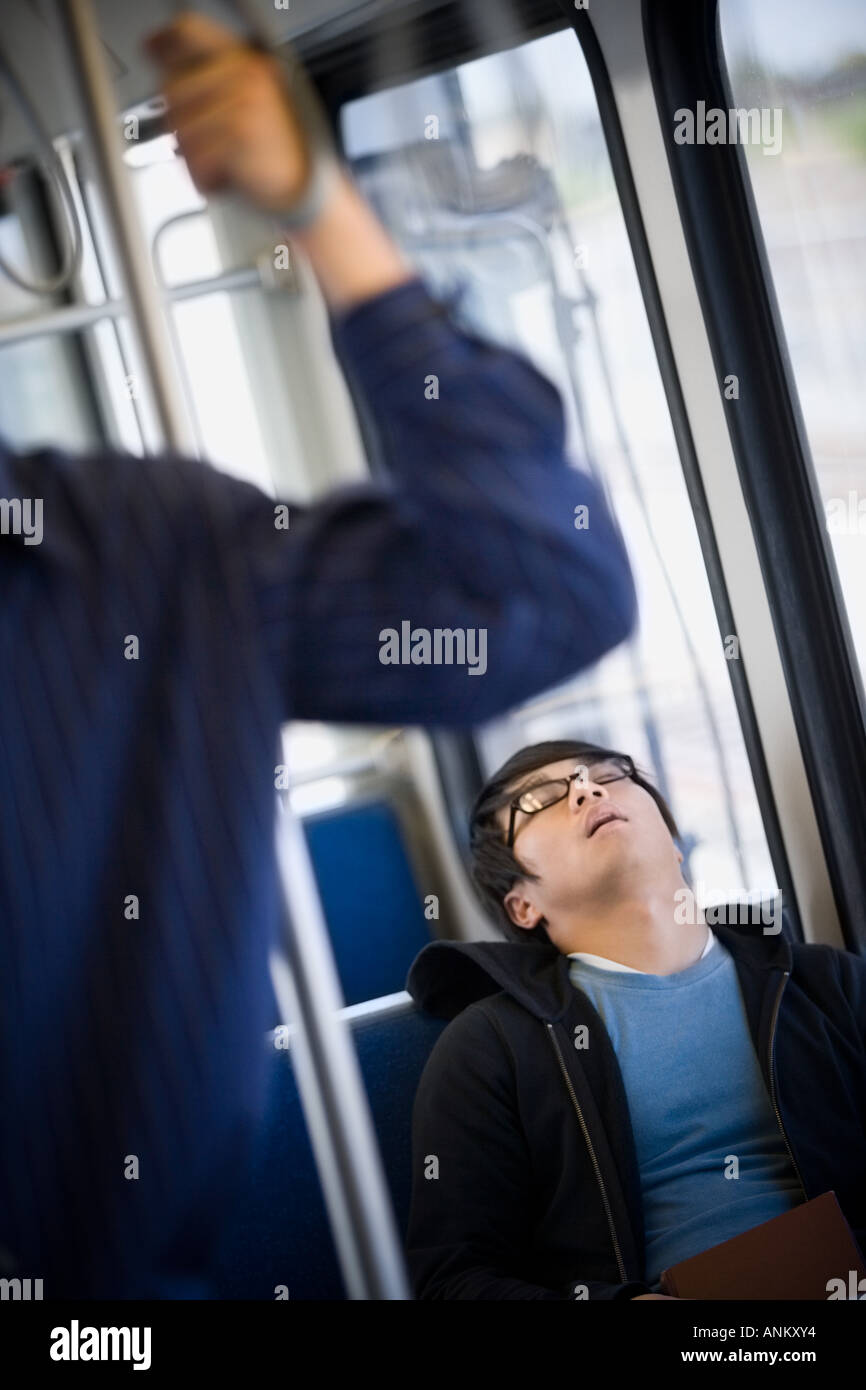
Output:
(0, 267), (262, 347)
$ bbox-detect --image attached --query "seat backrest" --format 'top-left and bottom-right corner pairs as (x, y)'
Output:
(213, 995), (448, 1300)
(303, 800), (433, 1006)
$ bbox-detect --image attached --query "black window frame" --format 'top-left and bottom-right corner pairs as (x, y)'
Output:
(644, 0), (866, 951)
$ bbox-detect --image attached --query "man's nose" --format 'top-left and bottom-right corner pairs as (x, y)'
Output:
(570, 779), (609, 812)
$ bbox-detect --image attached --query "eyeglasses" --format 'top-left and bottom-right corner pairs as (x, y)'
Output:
(506, 756), (635, 849)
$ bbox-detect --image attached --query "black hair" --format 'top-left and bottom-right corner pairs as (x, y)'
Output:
(468, 739), (680, 944)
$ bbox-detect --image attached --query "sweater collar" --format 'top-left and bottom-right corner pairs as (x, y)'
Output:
(406, 916), (792, 1024)
(569, 925), (715, 973)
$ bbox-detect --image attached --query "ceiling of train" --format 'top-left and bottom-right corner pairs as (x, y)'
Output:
(0, 0), (443, 164)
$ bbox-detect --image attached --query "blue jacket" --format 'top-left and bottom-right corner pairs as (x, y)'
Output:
(405, 920), (866, 1298)
(0, 275), (635, 1297)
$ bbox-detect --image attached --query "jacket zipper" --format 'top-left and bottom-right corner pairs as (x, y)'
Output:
(546, 1022), (628, 1284)
(767, 970), (808, 1200)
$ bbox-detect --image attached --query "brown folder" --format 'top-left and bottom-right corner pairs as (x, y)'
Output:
(658, 1191), (866, 1299)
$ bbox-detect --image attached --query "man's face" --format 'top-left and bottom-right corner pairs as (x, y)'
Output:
(497, 756), (681, 934)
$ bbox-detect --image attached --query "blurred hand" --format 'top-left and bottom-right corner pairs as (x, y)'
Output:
(632, 1292), (681, 1299)
(145, 12), (316, 215)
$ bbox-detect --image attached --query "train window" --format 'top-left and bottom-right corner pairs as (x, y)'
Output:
(720, 0), (866, 681)
(341, 25), (779, 904)
(0, 332), (99, 451)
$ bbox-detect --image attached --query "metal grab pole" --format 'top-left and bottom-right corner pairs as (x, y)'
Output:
(55, 0), (410, 1300)
(56, 0), (196, 455)
(273, 801), (411, 1299)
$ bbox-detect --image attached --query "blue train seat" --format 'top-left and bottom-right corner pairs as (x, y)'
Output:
(302, 800), (433, 1006)
(213, 993), (448, 1299)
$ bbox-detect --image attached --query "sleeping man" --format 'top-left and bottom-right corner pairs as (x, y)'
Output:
(405, 739), (866, 1299)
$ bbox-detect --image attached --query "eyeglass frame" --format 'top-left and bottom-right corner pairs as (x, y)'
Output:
(505, 755), (636, 849)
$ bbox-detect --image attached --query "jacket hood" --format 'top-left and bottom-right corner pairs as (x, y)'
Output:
(406, 916), (794, 1024)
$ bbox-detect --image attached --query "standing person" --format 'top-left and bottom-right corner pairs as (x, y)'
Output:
(0, 16), (636, 1297)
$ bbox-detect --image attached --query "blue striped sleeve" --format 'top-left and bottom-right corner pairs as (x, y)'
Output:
(239, 274), (637, 725)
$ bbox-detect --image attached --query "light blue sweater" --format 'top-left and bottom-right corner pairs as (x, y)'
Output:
(567, 932), (805, 1289)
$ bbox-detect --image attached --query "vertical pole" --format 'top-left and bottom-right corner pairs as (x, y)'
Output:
(55, 0), (410, 1299)
(272, 801), (411, 1299)
(56, 0), (196, 455)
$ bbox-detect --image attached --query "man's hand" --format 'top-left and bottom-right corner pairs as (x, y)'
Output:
(145, 12), (314, 215)
(143, 10), (415, 312)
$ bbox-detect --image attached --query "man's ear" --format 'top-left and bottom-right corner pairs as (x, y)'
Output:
(504, 883), (543, 930)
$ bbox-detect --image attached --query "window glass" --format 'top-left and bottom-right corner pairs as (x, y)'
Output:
(342, 26), (779, 907)
(0, 332), (99, 451)
(720, 0), (866, 681)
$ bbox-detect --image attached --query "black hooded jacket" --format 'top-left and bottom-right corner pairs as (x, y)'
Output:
(404, 921), (866, 1300)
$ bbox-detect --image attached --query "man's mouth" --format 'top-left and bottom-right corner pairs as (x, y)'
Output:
(585, 806), (627, 838)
